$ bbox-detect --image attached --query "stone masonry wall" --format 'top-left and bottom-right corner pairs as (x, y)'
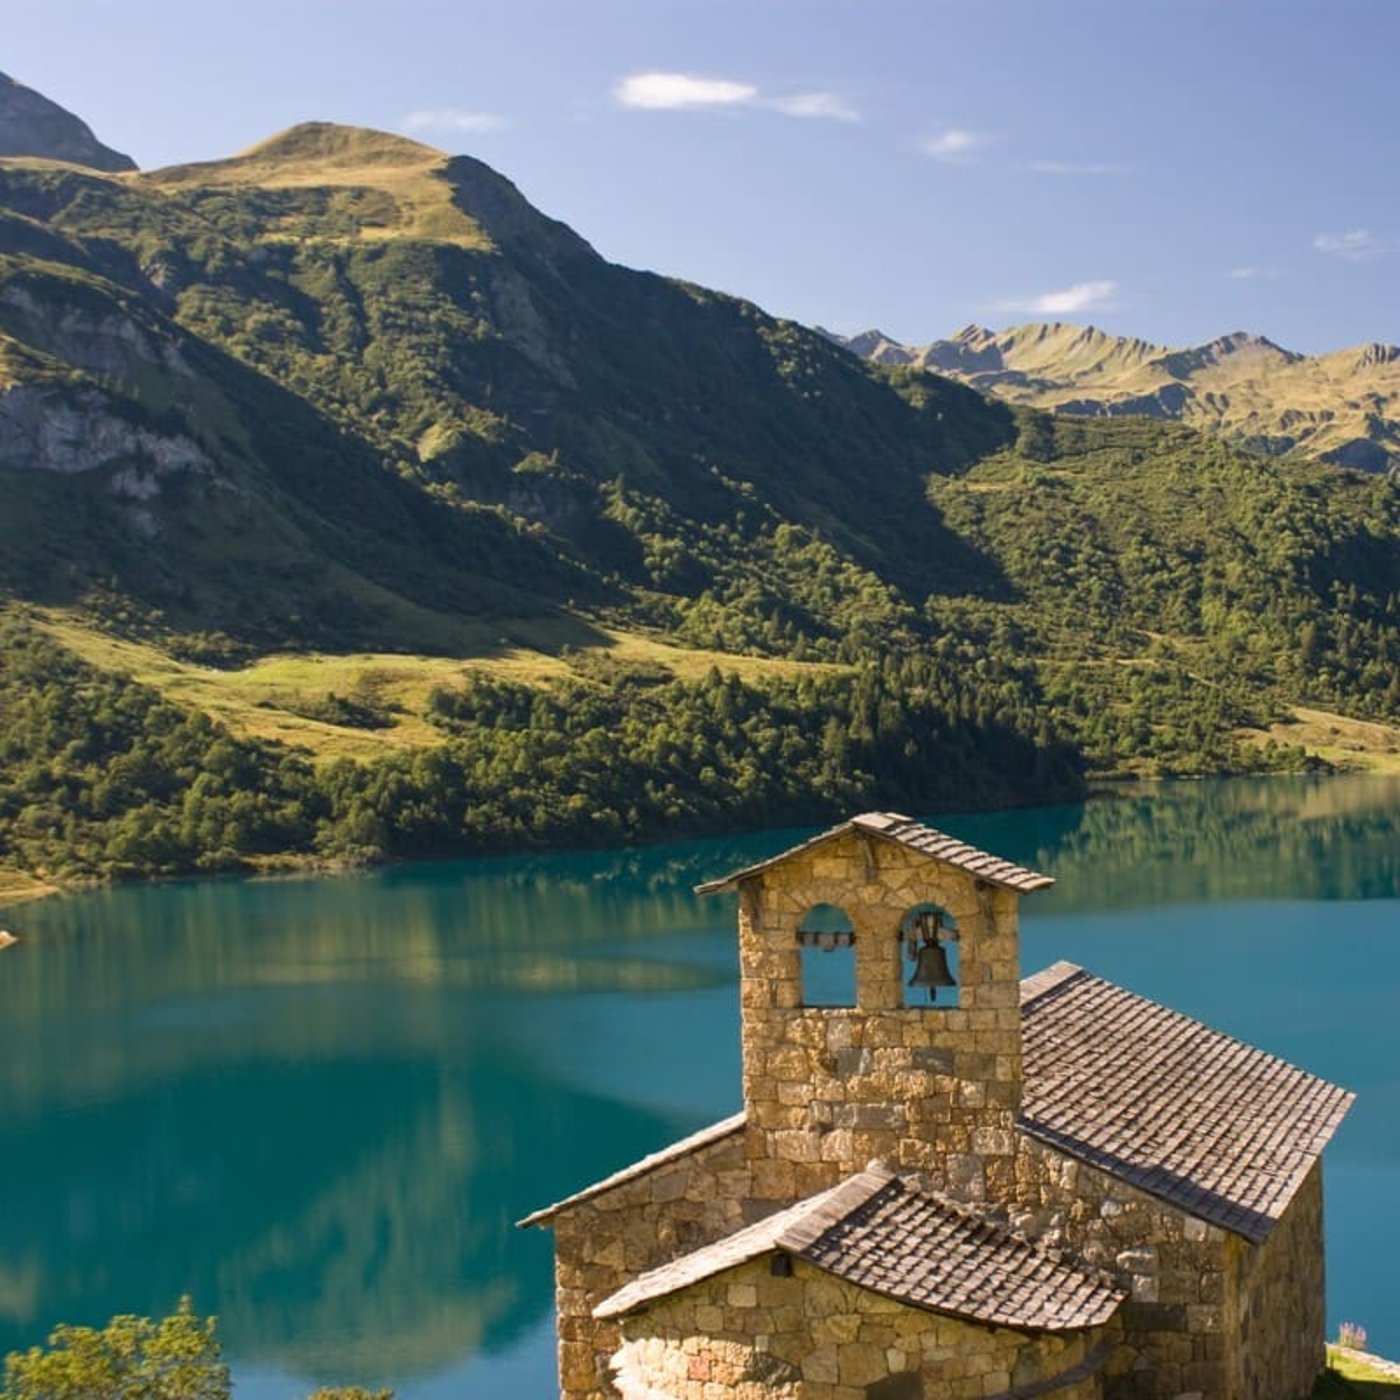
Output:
(550, 1131), (754, 1400)
(739, 830), (1023, 1200)
(1224, 1162), (1326, 1400)
(992, 1136), (1230, 1400)
(612, 1256), (1114, 1400)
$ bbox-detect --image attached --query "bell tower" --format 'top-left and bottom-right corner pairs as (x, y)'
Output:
(697, 812), (1053, 1209)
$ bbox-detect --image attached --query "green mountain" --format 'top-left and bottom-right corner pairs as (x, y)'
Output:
(826, 322), (1400, 475)
(0, 113), (1397, 889)
(0, 122), (1020, 652)
(0, 72), (136, 172)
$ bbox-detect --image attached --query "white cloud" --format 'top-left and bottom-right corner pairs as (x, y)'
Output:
(996, 280), (1119, 315)
(768, 91), (861, 122)
(1312, 229), (1385, 261)
(1225, 266), (1277, 280)
(400, 108), (505, 134)
(614, 72), (758, 110)
(920, 128), (1000, 163)
(613, 72), (858, 122)
(1027, 159), (1127, 176)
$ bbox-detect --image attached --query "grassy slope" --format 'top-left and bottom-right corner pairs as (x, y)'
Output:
(1320, 1348), (1400, 1399)
(1249, 708), (1400, 774)
(0, 868), (56, 907)
(33, 609), (845, 762)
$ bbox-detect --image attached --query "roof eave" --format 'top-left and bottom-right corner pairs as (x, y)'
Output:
(695, 814), (1055, 897)
(517, 1110), (746, 1229)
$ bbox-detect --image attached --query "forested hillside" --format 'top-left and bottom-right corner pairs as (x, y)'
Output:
(0, 121), (1397, 889)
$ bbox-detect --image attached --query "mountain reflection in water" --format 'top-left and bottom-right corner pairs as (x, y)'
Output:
(0, 774), (1397, 1394)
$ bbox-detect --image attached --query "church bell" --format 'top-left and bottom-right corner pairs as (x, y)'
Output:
(907, 909), (956, 1001)
(908, 941), (956, 992)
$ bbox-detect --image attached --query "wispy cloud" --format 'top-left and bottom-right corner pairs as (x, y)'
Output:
(614, 72), (757, 110)
(1313, 229), (1385, 261)
(768, 91), (861, 122)
(613, 71), (859, 121)
(920, 127), (1000, 163)
(400, 108), (506, 135)
(1225, 265), (1278, 280)
(1026, 159), (1127, 176)
(996, 280), (1119, 315)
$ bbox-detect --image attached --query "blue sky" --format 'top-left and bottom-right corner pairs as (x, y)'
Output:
(7, 0), (1398, 353)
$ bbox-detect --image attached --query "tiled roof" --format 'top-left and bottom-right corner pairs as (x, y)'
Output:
(694, 811), (1055, 896)
(1020, 961), (1355, 1243)
(597, 1169), (1125, 1331)
(521, 962), (1354, 1245)
(517, 1112), (745, 1228)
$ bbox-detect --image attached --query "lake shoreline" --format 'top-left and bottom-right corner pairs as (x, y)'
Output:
(0, 765), (1381, 916)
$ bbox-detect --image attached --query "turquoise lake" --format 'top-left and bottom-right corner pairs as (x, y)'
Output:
(2, 774), (1398, 1396)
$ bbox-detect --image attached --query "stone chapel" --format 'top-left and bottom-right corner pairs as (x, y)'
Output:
(521, 812), (1353, 1400)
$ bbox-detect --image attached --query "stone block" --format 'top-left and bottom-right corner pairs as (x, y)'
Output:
(912, 1046), (956, 1074)
(826, 1017), (858, 1049)
(819, 1129), (856, 1163)
(836, 1102), (907, 1131)
(751, 1157), (795, 1199)
(1117, 1248), (1159, 1273)
(971, 1127), (1015, 1155)
(1186, 1305), (1221, 1334)
(794, 1161), (840, 1194)
(838, 1340), (889, 1387)
(765, 1047), (814, 1081)
(558, 1340), (599, 1389)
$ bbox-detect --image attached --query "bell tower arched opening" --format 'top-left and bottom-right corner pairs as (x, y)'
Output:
(900, 903), (960, 1008)
(796, 902), (856, 1008)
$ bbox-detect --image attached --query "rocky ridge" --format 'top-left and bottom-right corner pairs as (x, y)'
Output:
(0, 72), (136, 172)
(823, 321), (1400, 474)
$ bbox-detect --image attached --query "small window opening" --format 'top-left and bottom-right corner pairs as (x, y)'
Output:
(901, 904), (960, 1008)
(797, 903), (856, 1007)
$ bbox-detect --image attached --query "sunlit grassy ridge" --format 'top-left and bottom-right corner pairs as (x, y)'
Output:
(141, 123), (493, 249)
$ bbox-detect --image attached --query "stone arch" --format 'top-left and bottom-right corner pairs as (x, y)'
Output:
(797, 902), (856, 1007)
(900, 901), (961, 1007)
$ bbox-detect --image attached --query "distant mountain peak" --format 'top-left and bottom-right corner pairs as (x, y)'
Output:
(1200, 330), (1297, 360)
(834, 328), (916, 364)
(0, 71), (136, 172)
(828, 318), (1400, 474)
